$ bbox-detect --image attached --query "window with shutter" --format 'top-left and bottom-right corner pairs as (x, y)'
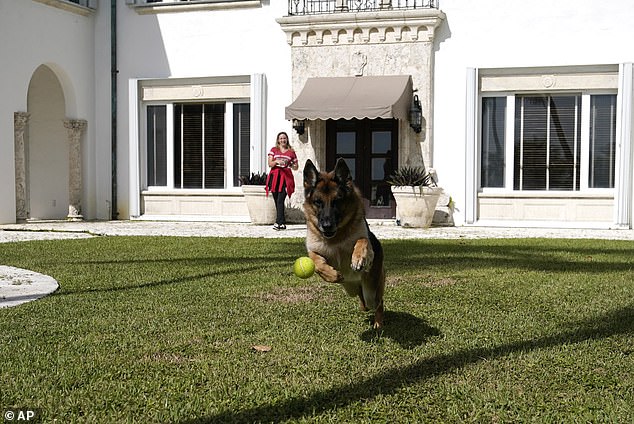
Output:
(548, 96), (580, 191)
(204, 104), (225, 189)
(179, 104), (203, 188)
(589, 95), (617, 188)
(481, 97), (506, 188)
(480, 94), (615, 192)
(233, 104), (251, 186)
(174, 103), (226, 189)
(514, 95), (581, 191)
(147, 105), (167, 186)
(145, 101), (250, 190)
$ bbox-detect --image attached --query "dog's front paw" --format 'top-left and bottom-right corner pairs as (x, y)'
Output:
(317, 268), (344, 284)
(351, 238), (374, 272)
(351, 254), (373, 272)
(309, 251), (343, 284)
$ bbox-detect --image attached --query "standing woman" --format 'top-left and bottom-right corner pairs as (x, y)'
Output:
(266, 131), (298, 230)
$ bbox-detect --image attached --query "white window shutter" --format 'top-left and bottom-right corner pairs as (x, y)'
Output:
(250, 73), (267, 173)
(465, 67), (478, 225)
(614, 63), (633, 228)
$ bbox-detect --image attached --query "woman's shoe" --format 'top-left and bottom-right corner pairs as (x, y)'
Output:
(272, 223), (281, 231)
(279, 224), (287, 230)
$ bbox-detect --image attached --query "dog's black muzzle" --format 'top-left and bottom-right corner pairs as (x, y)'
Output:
(318, 215), (337, 239)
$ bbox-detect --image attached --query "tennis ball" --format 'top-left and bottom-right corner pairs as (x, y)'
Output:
(293, 256), (315, 279)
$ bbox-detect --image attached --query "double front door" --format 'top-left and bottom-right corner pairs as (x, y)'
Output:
(326, 118), (398, 219)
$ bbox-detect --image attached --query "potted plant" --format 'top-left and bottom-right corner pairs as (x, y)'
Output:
(387, 165), (443, 228)
(239, 172), (276, 225)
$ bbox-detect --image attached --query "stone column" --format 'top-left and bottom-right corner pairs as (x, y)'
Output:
(63, 119), (87, 221)
(14, 112), (30, 222)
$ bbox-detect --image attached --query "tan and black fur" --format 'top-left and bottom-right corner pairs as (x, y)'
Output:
(303, 158), (385, 329)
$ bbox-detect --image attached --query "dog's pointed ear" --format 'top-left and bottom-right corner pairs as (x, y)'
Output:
(334, 158), (353, 190)
(303, 159), (319, 197)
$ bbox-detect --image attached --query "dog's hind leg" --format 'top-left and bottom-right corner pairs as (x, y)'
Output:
(373, 273), (386, 329)
(373, 301), (384, 330)
(362, 268), (385, 329)
(358, 290), (368, 312)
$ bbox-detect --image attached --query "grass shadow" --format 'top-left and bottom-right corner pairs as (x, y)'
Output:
(182, 304), (634, 423)
(384, 239), (634, 274)
(360, 310), (441, 348)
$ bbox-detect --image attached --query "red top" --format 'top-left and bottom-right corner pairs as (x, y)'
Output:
(266, 147), (297, 197)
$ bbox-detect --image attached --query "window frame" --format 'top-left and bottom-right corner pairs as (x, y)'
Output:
(142, 99), (250, 192)
(135, 75), (265, 196)
(466, 64), (634, 228)
(479, 90), (617, 196)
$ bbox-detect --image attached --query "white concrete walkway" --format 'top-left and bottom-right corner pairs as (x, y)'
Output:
(1, 220), (633, 308)
(2, 220), (634, 242)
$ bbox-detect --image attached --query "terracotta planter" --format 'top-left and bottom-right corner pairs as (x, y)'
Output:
(391, 186), (443, 228)
(242, 185), (276, 225)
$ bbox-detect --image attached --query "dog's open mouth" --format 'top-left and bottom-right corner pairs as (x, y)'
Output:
(320, 228), (337, 239)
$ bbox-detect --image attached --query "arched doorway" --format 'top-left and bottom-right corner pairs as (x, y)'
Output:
(26, 65), (69, 220)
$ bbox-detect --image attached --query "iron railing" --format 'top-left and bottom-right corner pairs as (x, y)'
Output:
(287, 0), (438, 15)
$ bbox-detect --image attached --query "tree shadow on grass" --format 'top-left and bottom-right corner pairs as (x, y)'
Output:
(360, 310), (441, 349)
(181, 305), (634, 424)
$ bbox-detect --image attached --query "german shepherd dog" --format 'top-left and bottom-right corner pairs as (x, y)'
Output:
(303, 158), (385, 329)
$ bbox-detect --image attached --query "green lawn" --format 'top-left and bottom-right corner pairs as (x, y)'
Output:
(1, 236), (633, 423)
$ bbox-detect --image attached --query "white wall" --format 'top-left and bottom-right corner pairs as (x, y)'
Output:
(432, 0), (634, 225)
(93, 2), (113, 220)
(5, 1), (631, 225)
(0, 0), (103, 223)
(115, 0), (293, 218)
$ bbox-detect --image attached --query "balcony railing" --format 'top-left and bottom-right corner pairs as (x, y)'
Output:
(287, 0), (438, 15)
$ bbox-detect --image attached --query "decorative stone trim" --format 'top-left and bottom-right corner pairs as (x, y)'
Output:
(64, 119), (87, 221)
(277, 9), (446, 46)
(14, 112), (30, 222)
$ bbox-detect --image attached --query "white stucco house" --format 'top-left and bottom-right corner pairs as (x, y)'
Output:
(1, 0), (633, 229)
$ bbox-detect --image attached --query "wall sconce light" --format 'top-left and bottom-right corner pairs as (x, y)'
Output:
(292, 119), (306, 135)
(409, 93), (423, 134)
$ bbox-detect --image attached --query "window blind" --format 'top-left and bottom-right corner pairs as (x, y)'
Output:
(147, 105), (167, 186)
(481, 97), (506, 188)
(181, 104), (203, 189)
(203, 103), (225, 189)
(589, 95), (617, 188)
(173, 103), (226, 189)
(233, 104), (251, 186)
(548, 96), (580, 191)
(514, 95), (581, 191)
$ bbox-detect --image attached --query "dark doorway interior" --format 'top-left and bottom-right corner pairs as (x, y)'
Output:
(326, 118), (398, 219)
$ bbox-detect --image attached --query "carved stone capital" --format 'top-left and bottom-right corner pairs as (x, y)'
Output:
(14, 112), (30, 130)
(63, 119), (87, 133)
